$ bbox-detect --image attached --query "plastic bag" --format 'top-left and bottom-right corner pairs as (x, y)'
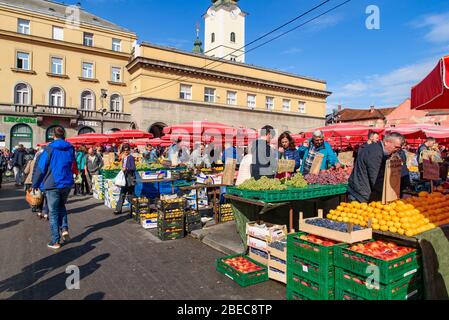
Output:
(75, 174), (82, 184)
(26, 189), (43, 206)
(114, 170), (126, 187)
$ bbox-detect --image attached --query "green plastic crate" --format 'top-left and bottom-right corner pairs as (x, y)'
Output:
(157, 229), (185, 241)
(216, 254), (269, 287)
(287, 254), (335, 287)
(335, 287), (367, 300)
(287, 232), (339, 269)
(334, 267), (421, 300)
(287, 270), (334, 300)
(158, 217), (185, 229)
(286, 288), (312, 300)
(334, 242), (421, 285)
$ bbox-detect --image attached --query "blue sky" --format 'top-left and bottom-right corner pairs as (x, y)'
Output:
(82, 0), (449, 112)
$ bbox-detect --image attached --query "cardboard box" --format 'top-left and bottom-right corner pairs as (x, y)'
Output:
(246, 222), (287, 242)
(248, 247), (268, 266)
(247, 236), (269, 252)
(141, 218), (158, 229)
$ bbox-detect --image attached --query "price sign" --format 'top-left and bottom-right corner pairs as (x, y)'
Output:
(423, 159), (440, 181)
(382, 156), (402, 204)
(222, 159), (237, 186)
(277, 159), (296, 173)
(338, 151), (354, 167)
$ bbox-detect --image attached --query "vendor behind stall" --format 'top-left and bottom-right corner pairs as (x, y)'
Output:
(250, 125), (278, 180)
(188, 143), (211, 169)
(167, 139), (190, 164)
(348, 132), (405, 202)
(417, 137), (436, 179)
(298, 130), (340, 175)
(278, 132), (300, 173)
(142, 144), (158, 164)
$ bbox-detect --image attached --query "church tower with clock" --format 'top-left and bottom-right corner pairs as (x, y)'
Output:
(204, 0), (247, 63)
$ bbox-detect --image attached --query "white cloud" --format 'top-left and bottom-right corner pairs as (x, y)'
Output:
(329, 57), (440, 108)
(414, 11), (449, 44)
(282, 47), (303, 55)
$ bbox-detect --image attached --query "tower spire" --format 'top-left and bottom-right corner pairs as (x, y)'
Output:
(193, 22), (203, 54)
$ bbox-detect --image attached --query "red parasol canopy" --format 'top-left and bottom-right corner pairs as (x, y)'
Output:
(305, 123), (384, 138)
(411, 56), (449, 110)
(66, 133), (118, 144)
(107, 130), (153, 140)
(163, 121), (236, 135)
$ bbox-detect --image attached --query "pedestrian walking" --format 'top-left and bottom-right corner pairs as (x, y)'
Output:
(86, 147), (104, 194)
(0, 149), (7, 189)
(12, 144), (27, 186)
(76, 146), (89, 195)
(32, 127), (75, 250)
(114, 144), (136, 215)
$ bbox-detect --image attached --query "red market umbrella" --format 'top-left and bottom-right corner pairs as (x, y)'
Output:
(107, 130), (153, 140)
(163, 121), (236, 135)
(305, 124), (384, 138)
(411, 56), (449, 110)
(66, 134), (118, 144)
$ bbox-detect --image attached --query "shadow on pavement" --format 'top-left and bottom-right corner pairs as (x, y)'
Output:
(70, 215), (129, 244)
(0, 219), (24, 230)
(0, 199), (30, 212)
(6, 254), (110, 300)
(83, 291), (106, 300)
(67, 196), (95, 205)
(0, 238), (103, 295)
(68, 202), (104, 215)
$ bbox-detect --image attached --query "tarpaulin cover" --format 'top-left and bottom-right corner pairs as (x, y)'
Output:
(412, 56), (449, 110)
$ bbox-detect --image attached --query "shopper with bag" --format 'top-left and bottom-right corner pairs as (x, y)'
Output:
(114, 144), (136, 215)
(32, 127), (75, 250)
(0, 149), (7, 189)
(86, 147), (104, 194)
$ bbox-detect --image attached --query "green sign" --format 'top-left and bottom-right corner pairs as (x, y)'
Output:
(4, 116), (37, 124)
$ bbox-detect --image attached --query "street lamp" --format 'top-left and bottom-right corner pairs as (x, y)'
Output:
(100, 89), (108, 134)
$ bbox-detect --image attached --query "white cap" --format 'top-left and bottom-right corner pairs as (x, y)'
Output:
(313, 130), (324, 137)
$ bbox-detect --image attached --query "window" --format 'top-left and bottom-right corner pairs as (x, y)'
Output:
(111, 67), (121, 82)
(230, 32), (236, 43)
(16, 52), (30, 70)
(230, 55), (237, 62)
(83, 32), (93, 46)
(266, 97), (274, 110)
(180, 84), (192, 100)
(17, 19), (30, 35)
(51, 57), (63, 75)
(82, 62), (94, 79)
(227, 91), (237, 105)
(204, 88), (216, 103)
(298, 101), (306, 114)
(112, 38), (121, 52)
(81, 91), (95, 110)
(282, 99), (291, 112)
(49, 87), (64, 107)
(110, 94), (122, 112)
(211, 33), (215, 43)
(14, 83), (31, 105)
(52, 26), (64, 40)
(247, 94), (256, 109)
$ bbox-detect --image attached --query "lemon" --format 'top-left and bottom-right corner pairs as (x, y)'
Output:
(394, 222), (402, 229)
(405, 230), (414, 237)
(372, 224), (380, 230)
(397, 228), (405, 235)
(343, 217), (349, 223)
(379, 220), (387, 226)
(380, 225), (389, 232)
(387, 221), (394, 227)
(337, 217), (343, 222)
(389, 226), (398, 233)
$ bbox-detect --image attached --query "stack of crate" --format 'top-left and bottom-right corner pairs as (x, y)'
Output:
(131, 197), (158, 229)
(219, 203), (234, 222)
(104, 179), (129, 209)
(286, 232), (338, 300)
(267, 240), (287, 284)
(246, 222), (287, 266)
(185, 210), (202, 233)
(333, 241), (422, 300)
(92, 175), (104, 200)
(157, 198), (186, 241)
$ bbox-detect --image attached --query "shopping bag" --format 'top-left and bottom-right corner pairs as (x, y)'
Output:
(26, 189), (43, 207)
(114, 170), (126, 187)
(75, 174), (82, 184)
(5, 170), (13, 177)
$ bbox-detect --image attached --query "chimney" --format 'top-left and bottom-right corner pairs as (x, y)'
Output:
(370, 105), (375, 113)
(337, 105), (342, 112)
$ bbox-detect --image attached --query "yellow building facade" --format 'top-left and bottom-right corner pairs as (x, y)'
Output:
(0, 0), (137, 148)
(128, 43), (330, 137)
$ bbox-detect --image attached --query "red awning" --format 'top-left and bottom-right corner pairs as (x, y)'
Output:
(163, 121), (236, 135)
(107, 130), (153, 140)
(66, 134), (118, 144)
(305, 123), (384, 138)
(411, 56), (449, 110)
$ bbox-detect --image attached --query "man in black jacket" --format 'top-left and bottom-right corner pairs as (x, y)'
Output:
(250, 125), (279, 180)
(348, 132), (405, 202)
(12, 144), (27, 186)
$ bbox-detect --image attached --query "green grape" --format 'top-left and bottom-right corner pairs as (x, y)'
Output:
(238, 177), (287, 190)
(285, 173), (308, 188)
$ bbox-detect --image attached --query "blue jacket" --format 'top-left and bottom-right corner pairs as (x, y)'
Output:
(281, 148), (301, 172)
(32, 139), (75, 190)
(298, 139), (339, 173)
(222, 146), (242, 164)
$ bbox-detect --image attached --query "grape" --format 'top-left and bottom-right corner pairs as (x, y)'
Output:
(284, 173), (308, 188)
(305, 167), (351, 185)
(238, 177), (287, 191)
(305, 218), (364, 232)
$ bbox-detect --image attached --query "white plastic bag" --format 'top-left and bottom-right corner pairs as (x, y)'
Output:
(114, 170), (126, 187)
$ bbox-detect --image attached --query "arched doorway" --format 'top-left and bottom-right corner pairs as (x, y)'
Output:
(149, 122), (167, 138)
(46, 125), (65, 143)
(78, 127), (95, 135)
(10, 124), (33, 148)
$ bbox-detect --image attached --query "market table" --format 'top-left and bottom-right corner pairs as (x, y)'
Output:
(224, 185), (348, 250)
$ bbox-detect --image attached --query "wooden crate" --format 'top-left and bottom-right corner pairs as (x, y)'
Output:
(268, 258), (287, 273)
(249, 249), (268, 266)
(268, 267), (287, 284)
(299, 210), (372, 244)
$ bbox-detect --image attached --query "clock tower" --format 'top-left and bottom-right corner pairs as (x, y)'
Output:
(204, 0), (246, 63)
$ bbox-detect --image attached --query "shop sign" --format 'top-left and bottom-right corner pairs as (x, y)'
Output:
(423, 159), (440, 181)
(4, 116), (37, 124)
(78, 120), (99, 127)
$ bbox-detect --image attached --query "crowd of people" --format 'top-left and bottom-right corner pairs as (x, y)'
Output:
(1, 124), (449, 252)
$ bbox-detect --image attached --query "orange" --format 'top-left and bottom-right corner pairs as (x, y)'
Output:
(389, 226), (398, 233)
(379, 220), (387, 226)
(394, 222), (402, 229)
(337, 206), (344, 211)
(372, 224), (380, 230)
(375, 202), (384, 209)
(343, 217), (349, 223)
(373, 208), (381, 215)
(397, 228), (405, 235)
(387, 221), (395, 227)
(380, 225), (389, 232)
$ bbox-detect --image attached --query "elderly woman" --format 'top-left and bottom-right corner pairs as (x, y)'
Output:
(298, 130), (340, 175)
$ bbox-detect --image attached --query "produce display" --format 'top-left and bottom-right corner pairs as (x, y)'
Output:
(305, 218), (364, 232)
(298, 234), (339, 247)
(223, 257), (263, 273)
(268, 240), (287, 251)
(348, 241), (415, 261)
(283, 173), (308, 188)
(327, 192), (449, 236)
(238, 177), (287, 190)
(304, 167), (351, 185)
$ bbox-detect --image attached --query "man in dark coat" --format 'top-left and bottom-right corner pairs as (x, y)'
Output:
(12, 144), (27, 186)
(250, 125), (279, 180)
(348, 132), (405, 202)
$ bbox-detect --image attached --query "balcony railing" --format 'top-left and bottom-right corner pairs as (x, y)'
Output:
(77, 109), (131, 122)
(0, 104), (35, 114)
(35, 105), (78, 117)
